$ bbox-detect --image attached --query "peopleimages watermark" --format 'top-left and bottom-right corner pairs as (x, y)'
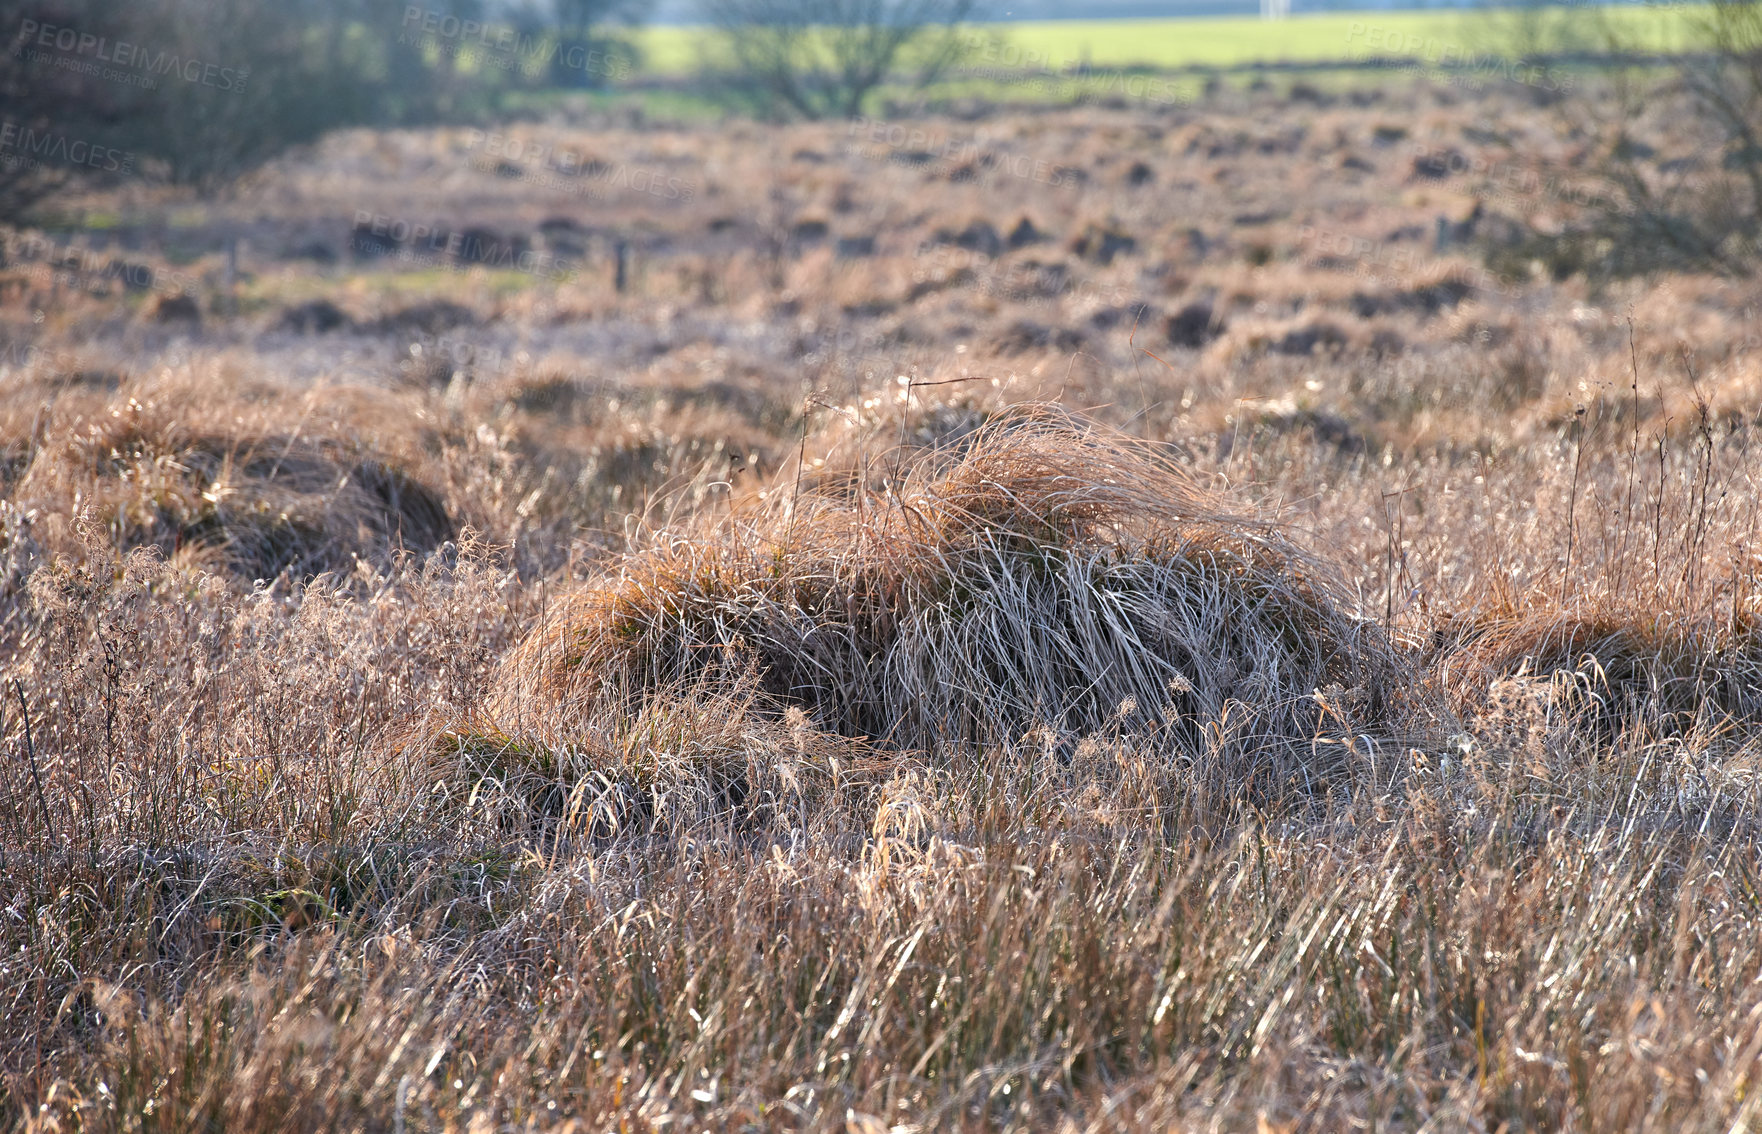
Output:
(1297, 223), (1520, 298)
(0, 341), (80, 373)
(399, 6), (630, 82)
(1405, 142), (1630, 216)
(956, 32), (1188, 107)
(806, 327), (952, 392)
(1343, 21), (1574, 93)
(405, 332), (515, 376)
(12, 18), (250, 93)
(351, 211), (579, 282)
(6, 232), (199, 298)
(913, 243), (1135, 309)
(0, 121), (134, 175)
(845, 117), (1078, 190)
(464, 129), (696, 203)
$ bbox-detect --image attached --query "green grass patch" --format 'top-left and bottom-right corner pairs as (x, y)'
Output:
(629, 7), (1706, 79)
(345, 265), (566, 300)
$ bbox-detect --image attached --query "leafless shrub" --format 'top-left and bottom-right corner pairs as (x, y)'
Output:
(696, 0), (976, 119)
(1491, 0), (1762, 276)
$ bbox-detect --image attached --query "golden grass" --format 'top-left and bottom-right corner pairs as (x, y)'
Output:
(1436, 603), (1762, 739)
(2, 367), (455, 585)
(9, 81), (1762, 1132)
(488, 409), (1409, 794)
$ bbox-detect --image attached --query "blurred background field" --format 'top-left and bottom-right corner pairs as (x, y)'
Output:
(631, 6), (1703, 75)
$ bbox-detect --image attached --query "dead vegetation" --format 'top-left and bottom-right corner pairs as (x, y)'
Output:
(2, 369), (454, 585)
(490, 409), (1408, 793)
(6, 79), (1762, 1131)
(1436, 605), (1762, 740)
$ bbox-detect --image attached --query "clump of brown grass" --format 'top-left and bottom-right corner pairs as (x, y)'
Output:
(8, 378), (454, 584)
(489, 407), (1407, 784)
(443, 674), (903, 843)
(1436, 602), (1762, 738)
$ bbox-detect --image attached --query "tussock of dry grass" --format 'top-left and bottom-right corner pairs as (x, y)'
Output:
(3, 371), (455, 584)
(442, 675), (900, 841)
(1437, 604), (1762, 738)
(490, 408), (1406, 782)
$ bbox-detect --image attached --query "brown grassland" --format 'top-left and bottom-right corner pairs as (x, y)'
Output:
(6, 73), (1762, 1131)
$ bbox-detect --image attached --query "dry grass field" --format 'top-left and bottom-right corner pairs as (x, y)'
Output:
(7, 69), (1762, 1131)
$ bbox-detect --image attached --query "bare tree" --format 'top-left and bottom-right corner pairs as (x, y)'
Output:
(2, 0), (651, 230)
(1483, 0), (1762, 277)
(697, 0), (975, 120)
(542, 0), (642, 87)
(1662, 0), (1762, 270)
(111, 0), (348, 194)
(0, 0), (140, 220)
